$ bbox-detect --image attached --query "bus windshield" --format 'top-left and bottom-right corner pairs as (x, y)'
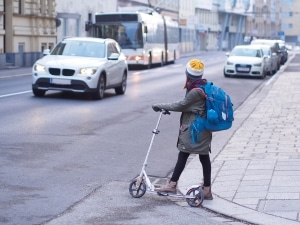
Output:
(94, 22), (143, 49)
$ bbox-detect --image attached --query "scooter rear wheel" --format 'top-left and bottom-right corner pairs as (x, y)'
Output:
(185, 186), (204, 207)
(129, 179), (146, 198)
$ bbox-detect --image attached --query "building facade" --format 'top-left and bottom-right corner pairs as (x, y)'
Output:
(245, 0), (281, 42)
(56, 1), (117, 42)
(280, 0), (300, 46)
(195, 0), (220, 51)
(179, 0), (195, 52)
(1, 0), (292, 68)
(0, 0), (56, 68)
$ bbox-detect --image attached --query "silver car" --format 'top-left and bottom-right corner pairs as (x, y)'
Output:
(32, 37), (128, 100)
(253, 44), (278, 75)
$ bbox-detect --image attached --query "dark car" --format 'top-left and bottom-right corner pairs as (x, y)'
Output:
(278, 42), (288, 64)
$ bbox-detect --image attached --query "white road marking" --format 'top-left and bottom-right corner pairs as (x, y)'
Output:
(0, 73), (31, 79)
(0, 90), (32, 98)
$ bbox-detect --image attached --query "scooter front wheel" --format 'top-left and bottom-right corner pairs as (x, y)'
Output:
(185, 186), (204, 207)
(129, 179), (147, 198)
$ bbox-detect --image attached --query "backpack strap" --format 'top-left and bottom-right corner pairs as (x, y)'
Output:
(192, 87), (207, 99)
(203, 81), (213, 98)
(193, 81), (214, 99)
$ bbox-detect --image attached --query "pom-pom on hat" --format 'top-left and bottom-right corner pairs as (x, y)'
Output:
(185, 59), (205, 79)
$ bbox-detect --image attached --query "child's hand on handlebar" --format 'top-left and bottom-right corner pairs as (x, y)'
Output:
(152, 105), (162, 112)
(152, 105), (171, 115)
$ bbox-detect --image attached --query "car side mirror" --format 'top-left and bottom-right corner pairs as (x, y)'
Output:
(108, 53), (119, 60)
(226, 52), (230, 57)
(43, 49), (50, 56)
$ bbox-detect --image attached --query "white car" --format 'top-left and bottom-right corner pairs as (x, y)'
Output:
(32, 37), (128, 100)
(224, 45), (268, 79)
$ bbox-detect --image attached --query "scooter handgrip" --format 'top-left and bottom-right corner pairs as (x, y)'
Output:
(162, 110), (170, 115)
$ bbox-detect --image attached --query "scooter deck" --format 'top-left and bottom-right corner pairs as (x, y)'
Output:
(156, 191), (197, 199)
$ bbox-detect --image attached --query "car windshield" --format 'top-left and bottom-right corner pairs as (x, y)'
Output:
(231, 48), (262, 58)
(51, 41), (106, 58)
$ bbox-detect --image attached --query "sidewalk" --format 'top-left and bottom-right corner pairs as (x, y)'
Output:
(179, 51), (300, 224)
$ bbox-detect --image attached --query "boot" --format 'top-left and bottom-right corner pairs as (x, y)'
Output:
(155, 180), (177, 194)
(201, 185), (213, 200)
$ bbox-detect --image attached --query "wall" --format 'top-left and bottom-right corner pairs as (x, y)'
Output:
(1, 0), (56, 68)
(56, 0), (118, 42)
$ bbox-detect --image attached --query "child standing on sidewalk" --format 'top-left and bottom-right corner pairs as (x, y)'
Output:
(152, 59), (213, 200)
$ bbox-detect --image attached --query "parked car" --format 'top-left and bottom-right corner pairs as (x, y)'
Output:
(32, 37), (128, 100)
(250, 39), (282, 70)
(277, 40), (288, 64)
(224, 45), (267, 79)
(253, 44), (278, 75)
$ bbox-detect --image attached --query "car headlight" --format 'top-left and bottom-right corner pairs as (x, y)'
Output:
(79, 68), (97, 75)
(226, 61), (234, 65)
(253, 63), (262, 66)
(34, 64), (46, 72)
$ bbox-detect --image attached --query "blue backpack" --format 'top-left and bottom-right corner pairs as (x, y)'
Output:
(190, 82), (234, 143)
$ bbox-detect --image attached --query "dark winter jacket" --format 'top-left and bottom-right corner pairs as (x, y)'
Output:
(153, 88), (212, 155)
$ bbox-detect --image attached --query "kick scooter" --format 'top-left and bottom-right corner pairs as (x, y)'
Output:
(129, 110), (204, 207)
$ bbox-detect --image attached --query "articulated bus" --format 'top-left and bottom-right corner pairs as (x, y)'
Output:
(91, 7), (180, 68)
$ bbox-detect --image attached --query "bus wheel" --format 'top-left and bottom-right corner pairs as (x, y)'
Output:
(172, 51), (176, 64)
(161, 52), (164, 67)
(147, 52), (152, 69)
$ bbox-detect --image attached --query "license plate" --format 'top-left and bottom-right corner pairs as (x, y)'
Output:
(50, 78), (71, 85)
(237, 67), (250, 72)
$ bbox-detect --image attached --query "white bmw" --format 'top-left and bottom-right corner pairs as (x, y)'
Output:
(224, 45), (268, 79)
(32, 37), (128, 100)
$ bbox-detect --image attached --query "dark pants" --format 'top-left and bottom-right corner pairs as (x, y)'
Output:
(170, 151), (211, 187)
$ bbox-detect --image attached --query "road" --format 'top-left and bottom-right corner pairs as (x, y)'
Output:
(0, 51), (271, 225)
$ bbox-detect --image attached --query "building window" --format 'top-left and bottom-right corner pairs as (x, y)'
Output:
(284, 0), (294, 6)
(48, 43), (54, 50)
(41, 43), (47, 52)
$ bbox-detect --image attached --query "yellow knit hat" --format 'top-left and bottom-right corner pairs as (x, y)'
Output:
(186, 59), (205, 79)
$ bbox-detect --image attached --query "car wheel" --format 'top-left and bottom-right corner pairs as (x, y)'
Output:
(92, 74), (105, 100)
(32, 88), (46, 97)
(115, 71), (127, 95)
(261, 70), (266, 79)
(261, 67), (267, 79)
(223, 69), (230, 78)
(277, 63), (280, 70)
